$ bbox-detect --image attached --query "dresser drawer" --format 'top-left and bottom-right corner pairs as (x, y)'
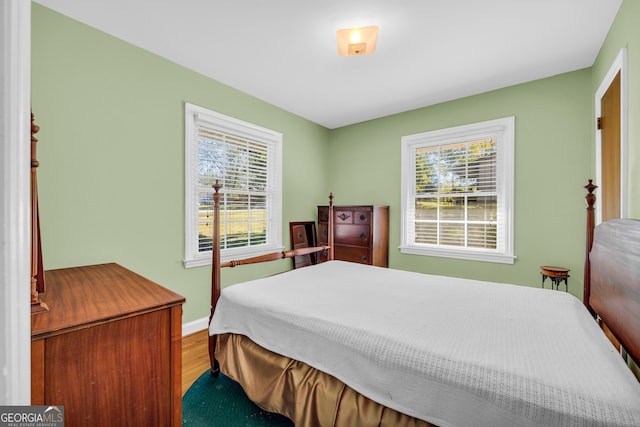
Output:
(334, 210), (355, 224)
(334, 209), (371, 225)
(317, 222), (329, 243)
(353, 210), (371, 224)
(335, 246), (371, 265)
(318, 207), (330, 222)
(335, 224), (370, 247)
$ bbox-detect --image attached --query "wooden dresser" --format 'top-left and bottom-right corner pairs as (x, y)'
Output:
(318, 205), (389, 267)
(31, 263), (185, 426)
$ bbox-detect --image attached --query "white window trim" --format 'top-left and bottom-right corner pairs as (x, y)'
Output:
(183, 103), (283, 268)
(400, 117), (515, 264)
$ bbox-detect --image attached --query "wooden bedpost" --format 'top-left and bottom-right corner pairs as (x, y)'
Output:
(328, 192), (334, 260)
(31, 111), (48, 314)
(208, 180), (222, 375)
(583, 179), (597, 317)
(208, 189), (335, 375)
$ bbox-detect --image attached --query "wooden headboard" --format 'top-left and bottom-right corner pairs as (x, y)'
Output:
(584, 180), (640, 366)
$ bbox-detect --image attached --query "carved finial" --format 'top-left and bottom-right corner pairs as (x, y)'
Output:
(584, 179), (597, 209)
(31, 111), (40, 142)
(329, 192), (333, 207)
(31, 112), (40, 169)
(213, 179), (222, 193)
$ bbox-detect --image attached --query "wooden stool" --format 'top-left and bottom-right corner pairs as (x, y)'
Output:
(540, 266), (570, 291)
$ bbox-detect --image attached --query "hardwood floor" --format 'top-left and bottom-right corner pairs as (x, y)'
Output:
(182, 329), (211, 395)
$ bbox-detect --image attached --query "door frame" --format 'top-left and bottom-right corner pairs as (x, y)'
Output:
(594, 48), (627, 224)
(0, 0), (32, 404)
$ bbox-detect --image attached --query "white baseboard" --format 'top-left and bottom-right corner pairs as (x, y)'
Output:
(182, 316), (209, 337)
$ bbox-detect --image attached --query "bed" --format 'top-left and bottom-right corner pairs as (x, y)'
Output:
(207, 180), (640, 427)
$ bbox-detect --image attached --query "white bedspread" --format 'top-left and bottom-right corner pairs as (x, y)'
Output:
(210, 261), (640, 427)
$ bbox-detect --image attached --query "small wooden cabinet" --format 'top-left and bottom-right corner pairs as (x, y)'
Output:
(318, 205), (389, 267)
(31, 263), (185, 426)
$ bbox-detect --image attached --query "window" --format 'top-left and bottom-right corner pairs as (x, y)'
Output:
(184, 103), (282, 268)
(400, 117), (515, 264)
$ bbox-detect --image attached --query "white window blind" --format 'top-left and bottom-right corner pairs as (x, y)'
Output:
(184, 103), (282, 268)
(401, 117), (515, 264)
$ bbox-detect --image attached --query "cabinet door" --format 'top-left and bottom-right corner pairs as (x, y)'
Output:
(31, 340), (45, 405)
(44, 310), (172, 426)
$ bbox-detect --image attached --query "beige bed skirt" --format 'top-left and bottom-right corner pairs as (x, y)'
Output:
(216, 333), (437, 427)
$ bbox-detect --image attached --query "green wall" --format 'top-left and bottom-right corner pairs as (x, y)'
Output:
(328, 71), (592, 295)
(592, 0), (640, 217)
(32, 2), (635, 324)
(31, 4), (330, 323)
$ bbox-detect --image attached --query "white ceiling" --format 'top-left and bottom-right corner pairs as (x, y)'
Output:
(34, 0), (622, 129)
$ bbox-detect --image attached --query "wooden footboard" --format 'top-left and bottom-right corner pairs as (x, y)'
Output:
(208, 181), (334, 374)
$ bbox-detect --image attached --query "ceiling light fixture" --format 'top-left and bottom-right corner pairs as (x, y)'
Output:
(336, 26), (379, 56)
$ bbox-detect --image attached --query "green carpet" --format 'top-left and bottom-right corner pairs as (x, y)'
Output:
(182, 371), (294, 426)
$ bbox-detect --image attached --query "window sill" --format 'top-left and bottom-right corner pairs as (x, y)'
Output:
(399, 245), (516, 264)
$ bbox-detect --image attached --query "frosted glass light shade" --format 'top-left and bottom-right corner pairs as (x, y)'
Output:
(336, 26), (379, 56)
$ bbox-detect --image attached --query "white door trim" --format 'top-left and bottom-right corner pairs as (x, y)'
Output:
(594, 48), (628, 224)
(0, 0), (32, 404)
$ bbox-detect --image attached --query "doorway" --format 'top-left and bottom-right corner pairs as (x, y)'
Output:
(600, 71), (621, 221)
(595, 49), (627, 224)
